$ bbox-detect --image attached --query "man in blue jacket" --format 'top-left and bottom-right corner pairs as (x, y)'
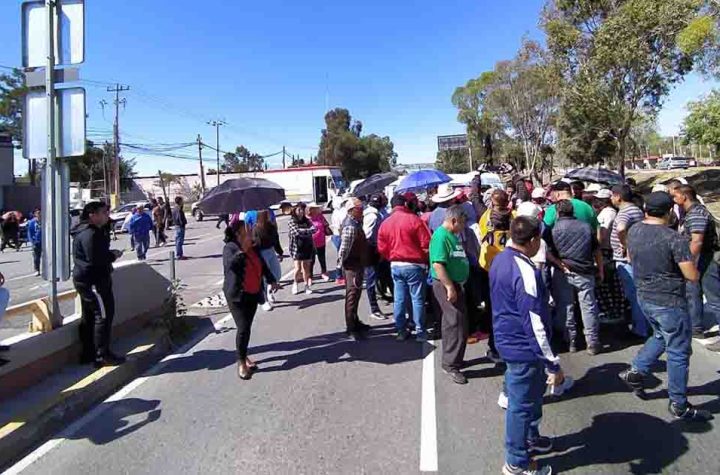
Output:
(128, 206), (153, 260)
(27, 208), (42, 276)
(490, 216), (565, 475)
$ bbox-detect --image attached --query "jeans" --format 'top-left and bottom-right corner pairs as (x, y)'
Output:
(331, 235), (342, 277)
(226, 293), (259, 360)
(365, 264), (380, 313)
(702, 259), (720, 328)
(175, 226), (185, 258)
(616, 262), (649, 337)
(686, 257), (708, 333)
(505, 360), (546, 469)
(0, 287), (10, 323)
(632, 300), (692, 407)
(135, 234), (150, 260)
(32, 243), (42, 272)
(552, 270), (600, 346)
(391, 265), (426, 337)
(259, 248), (281, 281)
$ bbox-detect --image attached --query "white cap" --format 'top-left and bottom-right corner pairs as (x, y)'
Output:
(595, 189), (612, 199)
(517, 201), (543, 218)
(531, 188), (545, 199)
(586, 183), (602, 193)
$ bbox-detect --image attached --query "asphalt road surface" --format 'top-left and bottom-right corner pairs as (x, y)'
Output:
(5, 225), (720, 474)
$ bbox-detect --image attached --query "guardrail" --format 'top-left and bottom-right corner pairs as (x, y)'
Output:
(4, 291), (78, 333)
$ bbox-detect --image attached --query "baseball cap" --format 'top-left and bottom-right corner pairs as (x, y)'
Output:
(517, 201), (543, 218)
(595, 189), (612, 199)
(644, 191), (674, 215)
(552, 181), (571, 192)
(586, 183), (602, 193)
(531, 188), (546, 199)
(345, 198), (363, 211)
(402, 191), (418, 203)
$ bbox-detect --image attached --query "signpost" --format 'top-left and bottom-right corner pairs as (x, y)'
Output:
(22, 0), (86, 327)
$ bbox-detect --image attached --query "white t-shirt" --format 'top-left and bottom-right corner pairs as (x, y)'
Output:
(597, 206), (617, 250)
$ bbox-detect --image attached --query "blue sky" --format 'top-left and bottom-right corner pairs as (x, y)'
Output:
(1, 0), (716, 176)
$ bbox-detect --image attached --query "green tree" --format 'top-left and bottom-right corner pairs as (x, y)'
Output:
(435, 149), (470, 174)
(451, 72), (500, 163)
(222, 145), (265, 172)
(68, 141), (137, 193)
(682, 89), (720, 154)
(0, 68), (27, 143)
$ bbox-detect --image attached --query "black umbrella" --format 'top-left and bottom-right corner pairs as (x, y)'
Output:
(196, 177), (286, 214)
(565, 167), (623, 185)
(352, 172), (399, 197)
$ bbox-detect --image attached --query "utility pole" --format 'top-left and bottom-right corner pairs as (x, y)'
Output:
(672, 136), (677, 157)
(197, 134), (206, 193)
(282, 146), (286, 169)
(107, 83), (130, 208)
(208, 120), (225, 186)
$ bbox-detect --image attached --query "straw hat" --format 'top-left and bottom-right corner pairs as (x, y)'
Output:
(431, 184), (462, 204)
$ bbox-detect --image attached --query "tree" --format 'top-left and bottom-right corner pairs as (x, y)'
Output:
(221, 145), (264, 172)
(543, 0), (716, 173)
(682, 89), (720, 154)
(451, 72), (500, 163)
(0, 68), (26, 143)
(435, 149), (470, 174)
(68, 141), (137, 194)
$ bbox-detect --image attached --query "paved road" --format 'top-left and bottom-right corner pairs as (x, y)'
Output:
(6, 236), (720, 474)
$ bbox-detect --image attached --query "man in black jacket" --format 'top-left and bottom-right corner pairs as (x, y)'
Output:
(72, 201), (125, 367)
(172, 197), (188, 260)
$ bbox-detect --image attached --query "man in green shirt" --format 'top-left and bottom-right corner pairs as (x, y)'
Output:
(430, 205), (471, 384)
(543, 181), (598, 230)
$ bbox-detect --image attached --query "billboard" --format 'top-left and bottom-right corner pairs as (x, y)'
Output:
(437, 134), (468, 151)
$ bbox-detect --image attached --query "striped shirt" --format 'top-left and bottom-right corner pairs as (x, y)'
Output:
(680, 203), (717, 257)
(610, 204), (644, 261)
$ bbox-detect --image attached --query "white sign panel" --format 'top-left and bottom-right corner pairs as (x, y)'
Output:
(22, 0), (85, 68)
(24, 88), (87, 159)
(41, 162), (71, 282)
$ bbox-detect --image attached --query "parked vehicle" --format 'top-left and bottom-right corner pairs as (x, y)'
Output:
(110, 201), (152, 231)
(657, 156), (690, 170)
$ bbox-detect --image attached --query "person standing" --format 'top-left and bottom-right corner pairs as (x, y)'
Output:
(223, 220), (278, 380)
(550, 200), (603, 354)
(71, 201), (125, 367)
(543, 181), (598, 230)
(430, 205), (470, 384)
(288, 203), (316, 295)
(27, 209), (42, 276)
(620, 192), (712, 421)
(377, 194), (431, 341)
(308, 203), (332, 282)
(1, 212), (20, 252)
(172, 197), (188, 260)
(253, 210), (284, 310)
(152, 199), (167, 247)
(363, 194), (386, 320)
(338, 198), (372, 340)
(492, 216), (563, 475)
(610, 184), (648, 338)
(330, 197), (349, 285)
(129, 205), (153, 260)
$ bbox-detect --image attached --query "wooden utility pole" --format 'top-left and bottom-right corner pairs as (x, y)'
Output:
(107, 83), (130, 208)
(197, 134), (206, 193)
(207, 120), (225, 186)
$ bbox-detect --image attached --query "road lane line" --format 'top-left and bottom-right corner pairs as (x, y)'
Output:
(6, 273), (38, 283)
(419, 342), (438, 472)
(5, 313), (234, 474)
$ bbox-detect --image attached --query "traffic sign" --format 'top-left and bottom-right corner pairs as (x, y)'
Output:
(22, 0), (85, 68)
(23, 87), (86, 159)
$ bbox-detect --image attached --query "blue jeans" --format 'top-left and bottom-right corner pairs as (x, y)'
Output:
(616, 262), (649, 337)
(175, 226), (185, 258)
(391, 265), (426, 337)
(365, 265), (380, 313)
(0, 287), (10, 323)
(505, 361), (546, 469)
(702, 259), (720, 328)
(686, 257), (708, 333)
(135, 234), (150, 260)
(632, 300), (692, 407)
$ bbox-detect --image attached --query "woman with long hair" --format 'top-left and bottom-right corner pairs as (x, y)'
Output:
(308, 203), (332, 282)
(253, 210), (284, 309)
(223, 220), (278, 380)
(287, 202), (316, 295)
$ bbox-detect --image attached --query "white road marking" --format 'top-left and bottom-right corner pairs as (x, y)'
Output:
(6, 273), (38, 283)
(280, 269), (295, 282)
(4, 313), (234, 474)
(419, 342), (438, 472)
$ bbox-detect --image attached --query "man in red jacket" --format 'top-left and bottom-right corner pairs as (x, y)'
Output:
(378, 193), (432, 341)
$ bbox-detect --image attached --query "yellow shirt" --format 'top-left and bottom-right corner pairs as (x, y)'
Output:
(478, 209), (515, 271)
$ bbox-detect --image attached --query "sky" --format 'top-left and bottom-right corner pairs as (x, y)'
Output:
(1, 0), (716, 177)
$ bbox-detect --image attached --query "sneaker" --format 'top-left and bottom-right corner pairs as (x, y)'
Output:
(586, 344), (601, 356)
(568, 342), (578, 353)
(502, 461), (552, 475)
(369, 311), (387, 320)
(548, 376), (574, 396)
(692, 329), (706, 339)
(619, 368), (646, 397)
(291, 283), (300, 295)
(321, 274), (331, 282)
(348, 331), (366, 341)
(527, 436), (554, 454)
(261, 302), (273, 312)
(357, 322), (372, 333)
(486, 349), (503, 364)
(668, 402), (714, 422)
(267, 285), (276, 304)
(498, 391), (508, 410)
(305, 285), (313, 295)
(442, 368), (468, 385)
(705, 340), (720, 352)
(396, 331), (410, 341)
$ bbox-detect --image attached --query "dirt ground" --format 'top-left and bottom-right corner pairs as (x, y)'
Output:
(628, 167), (720, 216)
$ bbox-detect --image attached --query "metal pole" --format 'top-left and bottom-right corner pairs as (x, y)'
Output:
(169, 250), (176, 282)
(215, 123), (220, 186)
(46, 0), (60, 324)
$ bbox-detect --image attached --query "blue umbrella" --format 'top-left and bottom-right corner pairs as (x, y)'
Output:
(394, 170), (452, 193)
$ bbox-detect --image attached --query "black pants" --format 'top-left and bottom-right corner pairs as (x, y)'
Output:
(75, 279), (115, 359)
(344, 268), (364, 332)
(432, 280), (468, 371)
(1, 234), (19, 251)
(227, 293), (259, 360)
(478, 268), (497, 353)
(32, 244), (42, 272)
(216, 214), (230, 229)
(312, 245), (327, 274)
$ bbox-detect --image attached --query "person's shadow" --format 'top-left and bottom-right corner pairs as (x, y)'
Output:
(540, 411), (712, 474)
(68, 398), (162, 445)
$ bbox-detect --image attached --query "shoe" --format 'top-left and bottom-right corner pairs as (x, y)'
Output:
(321, 274), (331, 282)
(267, 285), (276, 304)
(262, 302), (273, 312)
(486, 349), (503, 364)
(94, 352), (126, 368)
(396, 331), (410, 341)
(619, 368), (646, 397)
(568, 342), (578, 353)
(442, 368), (468, 385)
(348, 331), (366, 341)
(498, 391), (508, 410)
(357, 322), (371, 333)
(548, 376), (574, 396)
(467, 331), (489, 344)
(705, 340), (720, 352)
(237, 362), (252, 380)
(292, 283), (300, 295)
(669, 402), (713, 421)
(336, 277), (346, 286)
(35, 271), (40, 276)
(305, 285), (313, 295)
(586, 344), (601, 356)
(692, 329), (706, 339)
(502, 461), (552, 475)
(527, 436), (554, 454)
(369, 311), (386, 320)
(177, 256), (189, 261)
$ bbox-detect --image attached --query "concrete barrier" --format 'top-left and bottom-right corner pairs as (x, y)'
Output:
(0, 261), (172, 400)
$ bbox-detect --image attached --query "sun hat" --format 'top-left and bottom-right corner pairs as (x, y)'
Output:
(431, 184), (462, 204)
(586, 183), (602, 193)
(308, 202), (323, 209)
(595, 189), (612, 199)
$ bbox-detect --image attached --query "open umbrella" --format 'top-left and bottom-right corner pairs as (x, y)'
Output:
(351, 172), (399, 198)
(394, 169), (452, 193)
(565, 167), (623, 185)
(196, 177), (286, 214)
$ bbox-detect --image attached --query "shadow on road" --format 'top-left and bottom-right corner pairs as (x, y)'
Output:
(68, 398), (162, 445)
(540, 411), (712, 474)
